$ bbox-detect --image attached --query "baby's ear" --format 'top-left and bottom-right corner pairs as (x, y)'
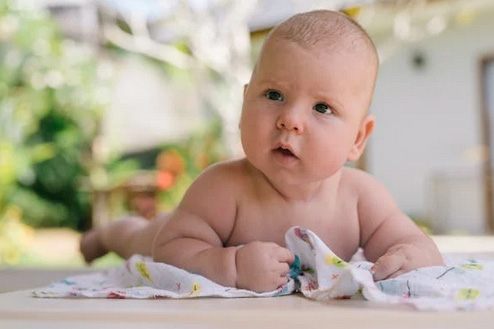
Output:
(347, 115), (375, 162)
(239, 84), (250, 130)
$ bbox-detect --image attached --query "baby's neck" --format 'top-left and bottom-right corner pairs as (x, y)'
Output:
(247, 161), (342, 203)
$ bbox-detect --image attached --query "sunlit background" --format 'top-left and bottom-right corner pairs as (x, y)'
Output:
(1, 0), (494, 268)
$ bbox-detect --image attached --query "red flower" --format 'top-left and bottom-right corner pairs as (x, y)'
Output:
(156, 171), (175, 190)
(157, 149), (185, 175)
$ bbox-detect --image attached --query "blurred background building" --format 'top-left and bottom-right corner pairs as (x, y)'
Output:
(1, 0), (494, 267)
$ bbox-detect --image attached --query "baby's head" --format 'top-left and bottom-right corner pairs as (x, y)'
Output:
(240, 10), (379, 185)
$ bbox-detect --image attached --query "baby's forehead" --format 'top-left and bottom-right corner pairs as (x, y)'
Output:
(258, 34), (377, 76)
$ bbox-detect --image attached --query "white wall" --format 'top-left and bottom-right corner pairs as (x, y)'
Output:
(102, 56), (203, 153)
(368, 12), (494, 233)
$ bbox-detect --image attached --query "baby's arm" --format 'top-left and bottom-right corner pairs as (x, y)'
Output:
(152, 163), (293, 292)
(356, 171), (444, 280)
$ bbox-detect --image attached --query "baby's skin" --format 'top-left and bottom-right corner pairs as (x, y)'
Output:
(81, 10), (444, 293)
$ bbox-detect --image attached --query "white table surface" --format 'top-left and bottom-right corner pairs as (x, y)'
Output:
(1, 289), (494, 329)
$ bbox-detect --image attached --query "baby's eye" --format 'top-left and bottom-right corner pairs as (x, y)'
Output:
(313, 102), (332, 114)
(265, 90), (284, 101)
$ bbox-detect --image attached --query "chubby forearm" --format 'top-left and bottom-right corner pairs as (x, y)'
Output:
(366, 233), (444, 280)
(388, 233), (443, 263)
(152, 238), (238, 287)
(364, 228), (443, 265)
(356, 172), (444, 279)
(362, 210), (438, 262)
(361, 211), (445, 281)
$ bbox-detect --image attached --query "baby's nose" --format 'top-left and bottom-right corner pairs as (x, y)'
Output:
(278, 121), (301, 132)
(276, 107), (305, 134)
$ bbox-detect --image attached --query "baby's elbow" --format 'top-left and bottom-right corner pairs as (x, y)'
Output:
(150, 217), (185, 262)
(430, 244), (445, 266)
(150, 238), (163, 262)
(151, 233), (174, 263)
(421, 237), (444, 266)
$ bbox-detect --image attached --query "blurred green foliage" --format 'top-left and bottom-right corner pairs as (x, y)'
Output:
(0, 1), (228, 266)
(106, 118), (227, 220)
(0, 0), (111, 230)
(0, 206), (33, 264)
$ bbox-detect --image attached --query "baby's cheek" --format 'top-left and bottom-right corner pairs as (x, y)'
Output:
(310, 148), (346, 174)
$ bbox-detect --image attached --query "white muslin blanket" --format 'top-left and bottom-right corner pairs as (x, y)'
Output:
(33, 227), (494, 310)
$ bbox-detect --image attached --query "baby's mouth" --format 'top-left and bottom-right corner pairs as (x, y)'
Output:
(275, 146), (297, 158)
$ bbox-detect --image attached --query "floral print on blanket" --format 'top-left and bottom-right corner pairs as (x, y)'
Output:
(33, 227), (494, 311)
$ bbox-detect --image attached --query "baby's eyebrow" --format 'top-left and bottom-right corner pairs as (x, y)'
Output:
(256, 78), (291, 90)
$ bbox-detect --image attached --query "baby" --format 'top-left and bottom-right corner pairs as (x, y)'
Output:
(81, 10), (443, 293)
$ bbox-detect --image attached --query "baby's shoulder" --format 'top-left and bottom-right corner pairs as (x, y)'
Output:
(179, 159), (249, 210)
(201, 158), (248, 176)
(194, 158), (250, 188)
(340, 167), (395, 209)
(340, 167), (384, 194)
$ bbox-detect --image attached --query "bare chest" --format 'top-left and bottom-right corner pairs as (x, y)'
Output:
(226, 198), (361, 261)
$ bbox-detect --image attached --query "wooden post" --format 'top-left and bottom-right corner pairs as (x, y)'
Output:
(480, 56), (494, 234)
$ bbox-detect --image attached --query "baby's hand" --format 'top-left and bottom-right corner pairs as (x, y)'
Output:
(371, 243), (441, 281)
(235, 241), (294, 292)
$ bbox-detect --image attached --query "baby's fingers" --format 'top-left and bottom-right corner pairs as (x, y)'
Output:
(276, 261), (290, 277)
(275, 247), (295, 265)
(371, 253), (405, 281)
(385, 269), (406, 279)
